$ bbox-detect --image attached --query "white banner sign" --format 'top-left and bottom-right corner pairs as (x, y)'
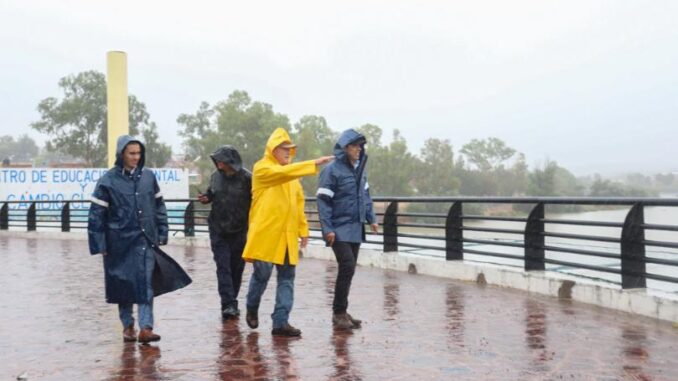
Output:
(0, 168), (189, 209)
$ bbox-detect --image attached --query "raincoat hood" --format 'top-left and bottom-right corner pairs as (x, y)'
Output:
(316, 128), (375, 243)
(242, 127), (317, 266)
(210, 145), (243, 171)
(114, 135), (146, 169)
(264, 128), (297, 163)
(334, 129), (367, 163)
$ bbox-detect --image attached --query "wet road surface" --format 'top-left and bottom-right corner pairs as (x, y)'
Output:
(1, 235), (677, 380)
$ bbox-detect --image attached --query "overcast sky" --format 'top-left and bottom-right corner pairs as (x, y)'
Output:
(1, 0), (677, 175)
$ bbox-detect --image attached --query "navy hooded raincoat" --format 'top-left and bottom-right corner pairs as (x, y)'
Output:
(88, 135), (192, 304)
(316, 129), (376, 243)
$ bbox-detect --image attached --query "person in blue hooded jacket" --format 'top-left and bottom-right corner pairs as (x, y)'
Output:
(316, 129), (378, 330)
(88, 135), (192, 343)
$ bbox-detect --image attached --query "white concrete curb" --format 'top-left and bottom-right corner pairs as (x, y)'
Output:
(302, 244), (678, 323)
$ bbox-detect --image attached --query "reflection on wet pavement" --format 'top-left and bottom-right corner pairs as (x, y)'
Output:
(1, 235), (677, 380)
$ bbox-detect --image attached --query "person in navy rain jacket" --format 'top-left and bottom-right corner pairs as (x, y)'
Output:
(88, 135), (191, 343)
(316, 129), (378, 330)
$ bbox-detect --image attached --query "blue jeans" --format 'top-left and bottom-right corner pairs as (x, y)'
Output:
(246, 253), (296, 329)
(119, 245), (155, 329)
(119, 302), (154, 329)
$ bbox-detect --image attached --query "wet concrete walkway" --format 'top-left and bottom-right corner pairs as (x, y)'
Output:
(1, 235), (677, 380)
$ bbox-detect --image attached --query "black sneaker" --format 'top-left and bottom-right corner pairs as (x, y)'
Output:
(222, 306), (240, 320)
(246, 309), (259, 329)
(271, 323), (301, 337)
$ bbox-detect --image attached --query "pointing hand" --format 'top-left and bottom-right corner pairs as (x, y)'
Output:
(315, 156), (335, 166)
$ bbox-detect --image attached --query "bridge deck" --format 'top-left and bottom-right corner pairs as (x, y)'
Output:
(1, 236), (677, 380)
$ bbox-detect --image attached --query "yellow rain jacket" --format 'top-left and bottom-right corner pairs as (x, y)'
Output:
(242, 128), (318, 265)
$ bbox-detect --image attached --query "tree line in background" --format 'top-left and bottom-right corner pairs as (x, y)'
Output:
(2, 70), (676, 203)
(27, 71), (171, 167)
(173, 91), (673, 202)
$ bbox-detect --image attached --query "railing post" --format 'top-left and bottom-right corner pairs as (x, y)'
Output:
(621, 203), (646, 289)
(184, 201), (195, 237)
(445, 202), (463, 260)
(383, 201), (398, 252)
(27, 202), (36, 231)
(524, 203), (545, 271)
(61, 202), (71, 232)
(0, 203), (8, 230)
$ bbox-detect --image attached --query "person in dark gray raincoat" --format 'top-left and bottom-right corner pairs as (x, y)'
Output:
(88, 135), (192, 343)
(316, 128), (378, 330)
(197, 145), (252, 319)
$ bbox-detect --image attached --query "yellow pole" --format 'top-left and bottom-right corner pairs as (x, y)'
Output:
(106, 51), (129, 168)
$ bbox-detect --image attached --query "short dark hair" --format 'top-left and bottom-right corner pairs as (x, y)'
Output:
(123, 142), (141, 154)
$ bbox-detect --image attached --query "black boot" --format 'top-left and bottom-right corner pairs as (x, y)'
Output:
(272, 322), (301, 337)
(332, 313), (354, 330)
(246, 308), (259, 329)
(346, 312), (362, 328)
(222, 305), (240, 320)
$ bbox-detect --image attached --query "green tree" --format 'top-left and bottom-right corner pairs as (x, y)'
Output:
(141, 122), (172, 167)
(589, 176), (624, 196)
(526, 160), (584, 197)
(527, 160), (558, 196)
(589, 174), (655, 197)
(460, 137), (516, 172)
(456, 137), (522, 197)
(553, 166), (585, 196)
(0, 134), (39, 163)
(416, 138), (460, 196)
(357, 123), (383, 148)
(176, 101), (215, 161)
(357, 126), (418, 196)
(31, 70), (171, 167)
(626, 173), (653, 189)
(177, 90), (291, 188)
(406, 138), (460, 217)
(457, 169), (500, 196)
(654, 173), (676, 190)
(500, 153), (529, 196)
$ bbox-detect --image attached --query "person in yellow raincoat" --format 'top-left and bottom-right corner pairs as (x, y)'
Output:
(243, 127), (334, 337)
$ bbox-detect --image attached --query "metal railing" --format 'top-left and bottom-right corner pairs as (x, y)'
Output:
(2, 197), (678, 290)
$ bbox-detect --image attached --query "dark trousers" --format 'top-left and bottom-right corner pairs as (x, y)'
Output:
(210, 229), (246, 309)
(332, 242), (361, 314)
